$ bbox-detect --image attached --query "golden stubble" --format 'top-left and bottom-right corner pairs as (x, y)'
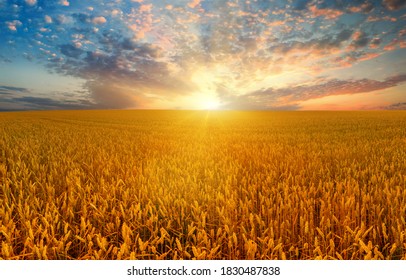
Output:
(0, 110), (405, 260)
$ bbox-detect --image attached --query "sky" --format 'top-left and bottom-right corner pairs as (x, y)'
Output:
(0, 0), (405, 111)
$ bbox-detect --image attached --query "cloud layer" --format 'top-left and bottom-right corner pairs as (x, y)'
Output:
(0, 0), (405, 110)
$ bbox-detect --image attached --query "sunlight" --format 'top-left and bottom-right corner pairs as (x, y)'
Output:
(201, 97), (221, 110)
(197, 94), (221, 110)
(189, 68), (224, 110)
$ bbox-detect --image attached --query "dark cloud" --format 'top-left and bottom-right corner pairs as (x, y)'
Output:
(85, 81), (138, 109)
(269, 29), (354, 55)
(385, 74), (406, 84)
(334, 50), (381, 67)
(0, 85), (30, 93)
(72, 13), (91, 24)
(44, 27), (199, 109)
(120, 39), (163, 58)
(385, 102), (406, 109)
(370, 37), (382, 48)
(60, 44), (83, 58)
(382, 0), (406, 10)
(23, 52), (34, 61)
(54, 14), (72, 25)
(10, 96), (95, 110)
(12, 96), (67, 107)
(219, 74), (406, 109)
(269, 74), (406, 101)
(351, 31), (370, 49)
(0, 54), (12, 63)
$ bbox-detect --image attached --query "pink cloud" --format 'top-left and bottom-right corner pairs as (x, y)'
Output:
(358, 52), (380, 62)
(309, 5), (344, 20)
(367, 15), (397, 22)
(384, 39), (400, 51)
(111, 9), (121, 17)
(25, 0), (37, 6)
(348, 3), (373, 13)
(188, 0), (201, 9)
(44, 15), (53, 24)
(59, 0), (69, 6)
(139, 4), (152, 13)
(268, 20), (286, 27)
(6, 20), (22, 31)
(92, 17), (107, 25)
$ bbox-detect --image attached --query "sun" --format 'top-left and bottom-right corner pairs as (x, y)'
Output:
(202, 99), (221, 110)
(198, 94), (221, 110)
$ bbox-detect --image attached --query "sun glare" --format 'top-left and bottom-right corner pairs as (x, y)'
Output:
(198, 94), (221, 110)
(202, 99), (221, 110)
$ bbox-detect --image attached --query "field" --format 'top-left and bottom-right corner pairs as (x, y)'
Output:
(0, 110), (405, 260)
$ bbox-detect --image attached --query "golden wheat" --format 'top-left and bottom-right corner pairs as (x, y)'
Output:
(0, 110), (405, 260)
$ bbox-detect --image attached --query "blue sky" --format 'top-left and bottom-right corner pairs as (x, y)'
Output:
(0, 0), (405, 110)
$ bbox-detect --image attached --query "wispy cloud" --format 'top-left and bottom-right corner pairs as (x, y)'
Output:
(0, 85), (30, 93)
(383, 0), (406, 11)
(220, 74), (406, 110)
(0, 84), (95, 111)
(9, 96), (93, 110)
(385, 102), (406, 109)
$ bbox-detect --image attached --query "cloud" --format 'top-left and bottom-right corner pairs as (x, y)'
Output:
(348, 2), (374, 13)
(111, 9), (122, 17)
(350, 31), (370, 49)
(385, 102), (406, 109)
(0, 84), (94, 111)
(44, 15), (53, 24)
(0, 54), (12, 63)
(85, 81), (139, 109)
(269, 29), (353, 56)
(72, 13), (91, 24)
(25, 0), (36, 6)
(220, 74), (406, 109)
(370, 38), (382, 49)
(188, 0), (201, 9)
(2, 0), (405, 111)
(6, 20), (22, 31)
(139, 4), (153, 13)
(60, 44), (83, 58)
(10, 96), (94, 110)
(44, 26), (199, 109)
(0, 85), (30, 93)
(59, 0), (69, 7)
(382, 0), (406, 10)
(55, 14), (72, 25)
(92, 16), (107, 25)
(12, 96), (66, 107)
(308, 5), (344, 20)
(384, 38), (405, 51)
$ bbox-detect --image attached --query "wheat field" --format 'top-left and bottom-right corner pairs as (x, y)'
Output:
(0, 110), (405, 260)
